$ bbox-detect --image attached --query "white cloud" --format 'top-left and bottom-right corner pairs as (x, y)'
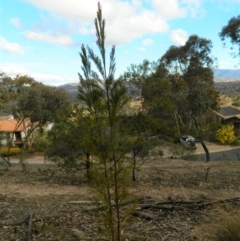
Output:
(0, 64), (77, 86)
(181, 0), (205, 18)
(105, 10), (168, 45)
(24, 31), (75, 46)
(0, 37), (25, 55)
(10, 18), (22, 29)
(135, 47), (146, 52)
(152, 0), (186, 19)
(0, 64), (30, 76)
(170, 29), (188, 45)
(23, 0), (95, 22)
(31, 73), (76, 85)
(23, 0), (169, 45)
(19, 0), (208, 45)
(142, 38), (154, 46)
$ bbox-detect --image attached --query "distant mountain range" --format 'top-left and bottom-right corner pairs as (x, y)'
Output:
(214, 69), (240, 79)
(59, 69), (240, 99)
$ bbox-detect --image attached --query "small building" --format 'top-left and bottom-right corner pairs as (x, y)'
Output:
(214, 106), (240, 136)
(0, 119), (30, 146)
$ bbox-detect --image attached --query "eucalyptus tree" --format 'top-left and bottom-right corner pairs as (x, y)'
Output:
(78, 3), (132, 240)
(159, 35), (219, 161)
(13, 84), (71, 150)
(120, 59), (158, 112)
(120, 60), (175, 138)
(0, 73), (39, 113)
(219, 15), (240, 58)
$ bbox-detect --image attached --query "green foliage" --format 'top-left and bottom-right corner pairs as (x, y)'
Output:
(0, 73), (39, 113)
(46, 105), (86, 168)
(0, 147), (21, 157)
(158, 35), (219, 161)
(232, 95), (240, 106)
(13, 85), (70, 124)
(219, 15), (240, 58)
(78, 3), (132, 240)
(32, 130), (50, 152)
(232, 139), (240, 146)
(216, 125), (236, 144)
(13, 84), (71, 151)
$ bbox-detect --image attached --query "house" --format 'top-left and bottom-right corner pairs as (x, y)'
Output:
(0, 119), (30, 146)
(214, 106), (240, 136)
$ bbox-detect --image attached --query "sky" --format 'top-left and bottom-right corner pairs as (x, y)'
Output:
(0, 0), (240, 86)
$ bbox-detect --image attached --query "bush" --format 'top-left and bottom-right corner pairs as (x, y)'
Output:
(232, 139), (240, 146)
(0, 147), (21, 157)
(216, 125), (236, 144)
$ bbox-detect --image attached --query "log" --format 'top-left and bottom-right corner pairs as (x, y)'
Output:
(139, 197), (240, 210)
(133, 211), (154, 220)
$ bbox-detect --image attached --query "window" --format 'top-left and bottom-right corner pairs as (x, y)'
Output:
(15, 132), (22, 140)
(234, 122), (240, 129)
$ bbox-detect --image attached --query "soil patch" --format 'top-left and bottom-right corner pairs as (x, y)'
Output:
(1, 154), (240, 240)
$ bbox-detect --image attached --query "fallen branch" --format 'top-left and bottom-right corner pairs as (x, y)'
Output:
(139, 197), (240, 211)
(26, 212), (34, 241)
(1, 197), (240, 227)
(133, 211), (154, 220)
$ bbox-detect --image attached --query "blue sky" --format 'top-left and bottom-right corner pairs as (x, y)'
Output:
(0, 0), (240, 86)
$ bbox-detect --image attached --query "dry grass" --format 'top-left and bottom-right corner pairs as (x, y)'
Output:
(193, 206), (240, 241)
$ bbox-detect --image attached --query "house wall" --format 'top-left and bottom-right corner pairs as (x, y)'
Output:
(0, 131), (26, 146)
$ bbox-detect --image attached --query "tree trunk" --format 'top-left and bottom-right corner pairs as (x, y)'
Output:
(201, 141), (210, 162)
(86, 152), (91, 177)
(194, 118), (210, 162)
(132, 154), (136, 181)
(173, 111), (181, 136)
(1, 156), (11, 167)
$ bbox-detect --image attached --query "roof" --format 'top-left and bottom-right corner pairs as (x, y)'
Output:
(214, 106), (240, 120)
(0, 120), (30, 132)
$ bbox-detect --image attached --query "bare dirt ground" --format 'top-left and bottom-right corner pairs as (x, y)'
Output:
(1, 153), (240, 240)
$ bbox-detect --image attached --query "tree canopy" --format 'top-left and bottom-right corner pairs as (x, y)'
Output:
(219, 15), (240, 58)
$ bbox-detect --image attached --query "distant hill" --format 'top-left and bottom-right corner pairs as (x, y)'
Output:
(59, 69), (240, 100)
(214, 69), (240, 78)
(58, 83), (79, 102)
(58, 82), (141, 101)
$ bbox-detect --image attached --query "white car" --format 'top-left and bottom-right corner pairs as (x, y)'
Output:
(180, 135), (197, 149)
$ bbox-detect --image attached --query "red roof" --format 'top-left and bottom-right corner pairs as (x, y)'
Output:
(0, 120), (30, 132)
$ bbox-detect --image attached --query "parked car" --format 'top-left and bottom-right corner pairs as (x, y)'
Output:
(180, 135), (197, 149)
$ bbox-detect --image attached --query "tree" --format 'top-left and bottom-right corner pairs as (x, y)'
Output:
(120, 59), (158, 112)
(46, 105), (94, 176)
(13, 84), (71, 151)
(219, 15), (240, 58)
(0, 73), (39, 113)
(121, 60), (174, 138)
(158, 35), (219, 161)
(46, 105), (84, 168)
(78, 3), (132, 240)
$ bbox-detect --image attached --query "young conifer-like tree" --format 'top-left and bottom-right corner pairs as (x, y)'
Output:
(78, 2), (132, 240)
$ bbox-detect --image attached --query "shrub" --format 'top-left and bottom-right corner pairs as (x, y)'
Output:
(232, 139), (240, 146)
(216, 125), (235, 144)
(32, 133), (50, 152)
(193, 208), (240, 241)
(0, 147), (21, 157)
